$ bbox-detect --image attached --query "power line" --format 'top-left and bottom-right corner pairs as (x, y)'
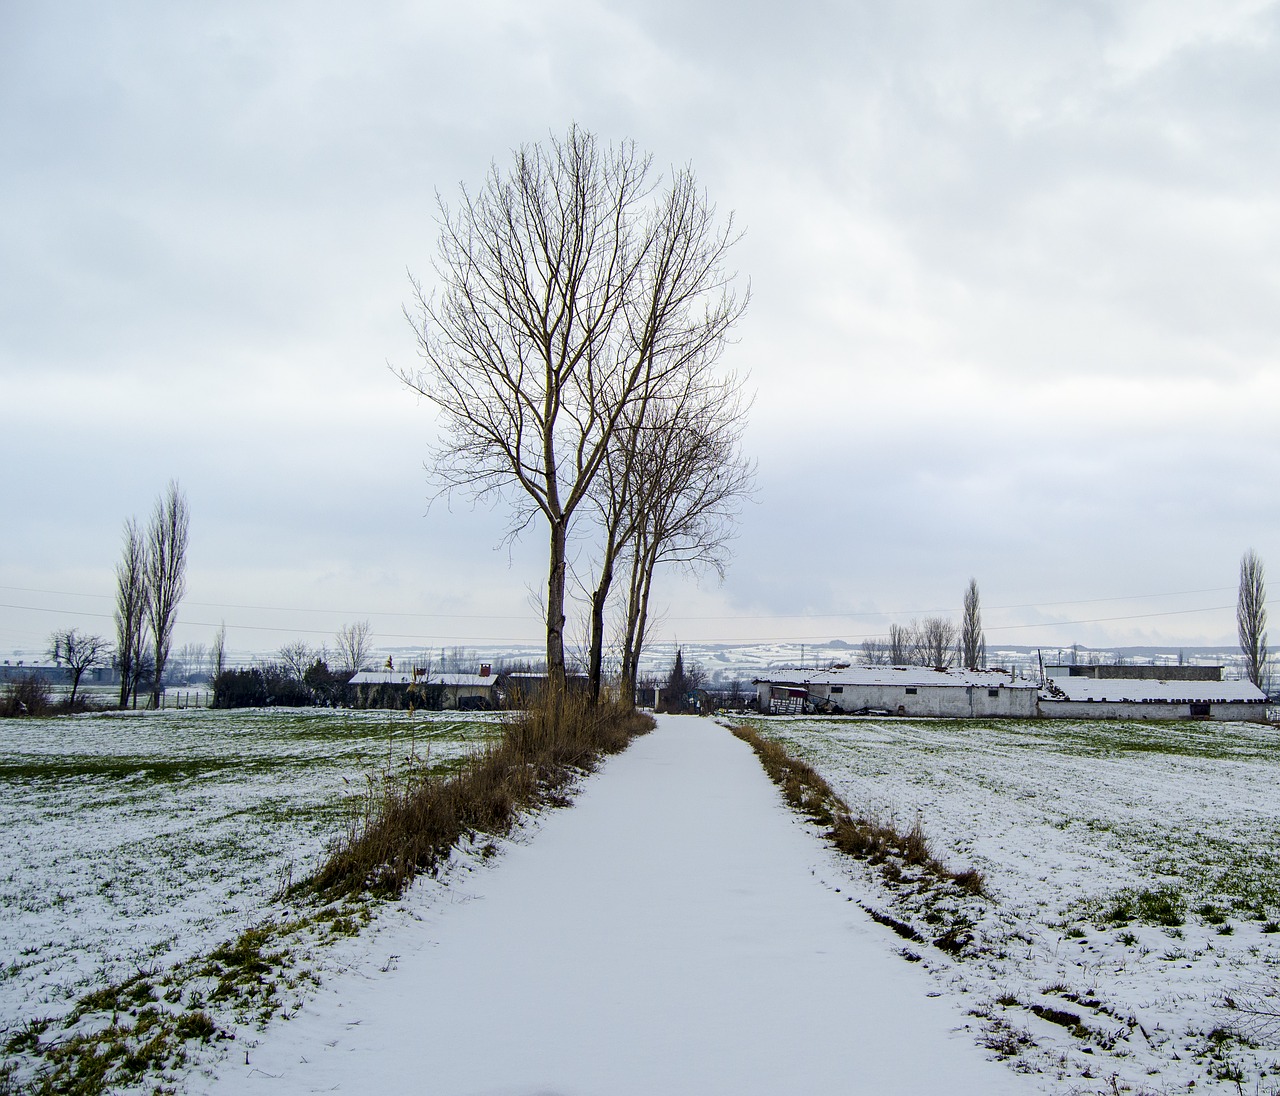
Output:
(0, 583), (1242, 624)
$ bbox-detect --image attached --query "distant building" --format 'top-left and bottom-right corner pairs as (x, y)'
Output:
(347, 665), (499, 710)
(753, 666), (1040, 718)
(1039, 664), (1267, 721)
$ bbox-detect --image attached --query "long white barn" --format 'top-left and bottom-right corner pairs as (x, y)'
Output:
(754, 666), (1040, 718)
(1040, 665), (1267, 721)
(753, 663), (1268, 721)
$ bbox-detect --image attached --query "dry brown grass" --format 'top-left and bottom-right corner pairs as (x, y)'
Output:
(308, 694), (653, 899)
(729, 724), (985, 896)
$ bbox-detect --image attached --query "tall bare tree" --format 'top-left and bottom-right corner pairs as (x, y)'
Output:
(114, 516), (148, 709)
(401, 126), (745, 692)
(916, 617), (958, 670)
(616, 378), (754, 704)
(1238, 549), (1268, 689)
(210, 622), (227, 680)
(335, 620), (373, 675)
(48, 628), (111, 707)
(860, 638), (890, 666)
(887, 622), (914, 665)
(278, 641), (315, 681)
(144, 480), (190, 708)
(961, 578), (985, 671)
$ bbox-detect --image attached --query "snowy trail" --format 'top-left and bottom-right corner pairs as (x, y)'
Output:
(200, 715), (1035, 1095)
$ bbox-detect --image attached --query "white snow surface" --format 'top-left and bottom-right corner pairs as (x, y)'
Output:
(195, 715), (1034, 1096)
(1043, 674), (1264, 702)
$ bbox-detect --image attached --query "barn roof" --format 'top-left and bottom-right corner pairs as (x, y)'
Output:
(1042, 674), (1265, 704)
(754, 666), (1039, 690)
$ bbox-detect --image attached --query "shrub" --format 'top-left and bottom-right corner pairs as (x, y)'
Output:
(212, 668), (268, 708)
(0, 674), (53, 717)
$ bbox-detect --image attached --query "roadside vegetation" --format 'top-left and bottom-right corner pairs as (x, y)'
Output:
(1, 695), (650, 1095)
(737, 714), (1280, 1094)
(729, 723), (985, 957)
(311, 691), (653, 898)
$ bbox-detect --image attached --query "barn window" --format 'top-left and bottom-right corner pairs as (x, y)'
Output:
(830, 686), (843, 694)
(1189, 702), (1210, 718)
(988, 688), (1000, 698)
(905, 687), (917, 695)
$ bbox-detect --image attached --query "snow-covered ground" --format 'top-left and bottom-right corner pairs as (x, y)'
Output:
(0, 708), (497, 1039)
(193, 715), (1036, 1096)
(741, 715), (1280, 1094)
(8, 710), (1278, 1093)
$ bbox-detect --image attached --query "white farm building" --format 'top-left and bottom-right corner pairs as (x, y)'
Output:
(754, 666), (1040, 718)
(1039, 664), (1267, 722)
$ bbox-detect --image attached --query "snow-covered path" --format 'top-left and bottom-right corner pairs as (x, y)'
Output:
(201, 716), (1035, 1095)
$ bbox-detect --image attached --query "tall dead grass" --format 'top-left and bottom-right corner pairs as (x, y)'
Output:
(730, 724), (985, 895)
(309, 694), (653, 899)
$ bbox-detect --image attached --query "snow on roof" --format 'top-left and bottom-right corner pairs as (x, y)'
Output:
(754, 666), (1038, 690)
(438, 673), (496, 688)
(348, 670), (417, 685)
(1043, 674), (1266, 704)
(348, 671), (496, 687)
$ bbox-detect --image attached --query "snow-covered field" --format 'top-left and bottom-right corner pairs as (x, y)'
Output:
(0, 708), (498, 1042)
(739, 715), (1280, 1093)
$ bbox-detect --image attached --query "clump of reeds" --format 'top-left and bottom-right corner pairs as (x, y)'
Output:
(730, 724), (985, 895)
(309, 692), (653, 900)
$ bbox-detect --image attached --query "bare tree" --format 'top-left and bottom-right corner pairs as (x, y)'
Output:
(210, 622), (227, 680)
(401, 126), (745, 693)
(174, 642), (208, 682)
(1238, 549), (1268, 689)
(888, 622), (914, 665)
(48, 628), (112, 707)
(860, 638), (890, 666)
(961, 578), (985, 671)
(144, 481), (190, 708)
(916, 617), (958, 670)
(278, 641), (315, 681)
(114, 516), (148, 709)
(335, 620), (373, 674)
(616, 378), (755, 704)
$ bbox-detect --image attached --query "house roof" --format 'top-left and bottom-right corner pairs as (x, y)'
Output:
(348, 670), (417, 685)
(1042, 674), (1265, 704)
(438, 673), (496, 688)
(348, 670), (496, 688)
(754, 666), (1039, 690)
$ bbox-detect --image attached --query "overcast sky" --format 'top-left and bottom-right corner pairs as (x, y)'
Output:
(4, 0), (1280, 662)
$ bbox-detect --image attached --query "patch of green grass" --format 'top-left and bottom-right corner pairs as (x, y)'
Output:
(1086, 886), (1186, 928)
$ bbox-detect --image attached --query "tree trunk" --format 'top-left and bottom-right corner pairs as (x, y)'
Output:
(546, 517), (568, 692)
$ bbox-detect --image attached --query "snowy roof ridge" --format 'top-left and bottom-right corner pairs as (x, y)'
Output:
(754, 666), (1039, 689)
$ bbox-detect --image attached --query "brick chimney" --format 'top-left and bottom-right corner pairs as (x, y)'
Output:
(480, 663), (491, 677)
